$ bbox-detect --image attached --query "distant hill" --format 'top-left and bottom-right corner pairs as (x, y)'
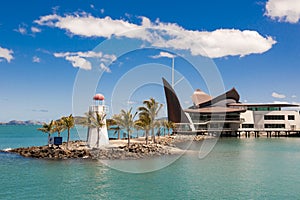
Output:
(0, 120), (44, 125)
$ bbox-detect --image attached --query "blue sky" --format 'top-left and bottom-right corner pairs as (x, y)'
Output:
(1, 0), (300, 122)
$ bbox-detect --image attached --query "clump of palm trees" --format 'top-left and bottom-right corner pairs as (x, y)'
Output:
(37, 114), (74, 148)
(110, 97), (175, 146)
(37, 98), (176, 148)
(112, 108), (137, 146)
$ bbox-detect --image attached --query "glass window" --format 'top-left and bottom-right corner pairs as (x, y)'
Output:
(264, 115), (285, 120)
(242, 124), (254, 128)
(264, 124), (285, 129)
(288, 115), (295, 120)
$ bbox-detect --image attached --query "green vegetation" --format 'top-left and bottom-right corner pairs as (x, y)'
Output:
(83, 111), (106, 148)
(138, 98), (163, 143)
(37, 115), (75, 147)
(164, 120), (175, 136)
(112, 108), (137, 146)
(37, 120), (55, 146)
(37, 98), (175, 147)
(135, 112), (151, 144)
(107, 119), (121, 140)
(61, 114), (75, 149)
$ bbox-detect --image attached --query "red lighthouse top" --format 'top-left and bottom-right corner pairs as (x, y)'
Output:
(93, 93), (105, 101)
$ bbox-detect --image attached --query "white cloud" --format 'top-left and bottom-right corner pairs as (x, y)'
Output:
(100, 63), (111, 72)
(292, 95), (297, 98)
(54, 51), (116, 71)
(152, 51), (175, 59)
(265, 0), (300, 23)
(100, 9), (105, 14)
(0, 46), (14, 62)
(15, 24), (41, 36)
(273, 100), (290, 104)
(32, 56), (41, 63)
(31, 27), (41, 33)
(127, 100), (137, 105)
(35, 13), (276, 58)
(272, 92), (286, 99)
(15, 25), (27, 35)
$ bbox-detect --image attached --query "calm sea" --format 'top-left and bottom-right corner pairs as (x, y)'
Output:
(1, 125), (300, 199)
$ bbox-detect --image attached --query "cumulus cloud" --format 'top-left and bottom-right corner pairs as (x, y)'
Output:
(54, 51), (116, 71)
(272, 92), (286, 99)
(32, 56), (41, 63)
(151, 51), (176, 59)
(35, 13), (276, 58)
(31, 27), (41, 33)
(265, 0), (300, 23)
(292, 95), (297, 98)
(0, 46), (14, 62)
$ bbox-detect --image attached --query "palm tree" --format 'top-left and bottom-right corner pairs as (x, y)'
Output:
(61, 114), (75, 148)
(135, 113), (151, 144)
(138, 98), (163, 143)
(37, 120), (55, 146)
(107, 119), (121, 140)
(165, 120), (175, 136)
(113, 108), (137, 146)
(84, 111), (106, 147)
(94, 112), (106, 147)
(53, 119), (65, 137)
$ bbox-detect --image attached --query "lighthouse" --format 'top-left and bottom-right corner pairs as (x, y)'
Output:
(87, 94), (109, 148)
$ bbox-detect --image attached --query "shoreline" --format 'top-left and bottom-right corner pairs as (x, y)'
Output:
(3, 134), (300, 160)
(3, 136), (190, 160)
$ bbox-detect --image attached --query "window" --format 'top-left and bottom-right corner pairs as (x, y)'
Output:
(264, 115), (285, 120)
(242, 124), (254, 128)
(247, 107), (280, 111)
(288, 115), (295, 120)
(264, 124), (285, 129)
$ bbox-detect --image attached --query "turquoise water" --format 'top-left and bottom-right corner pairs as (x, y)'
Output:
(1, 126), (300, 199)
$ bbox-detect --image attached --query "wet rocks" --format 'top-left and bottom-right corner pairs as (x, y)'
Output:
(90, 143), (171, 160)
(8, 145), (91, 159)
(7, 140), (180, 160)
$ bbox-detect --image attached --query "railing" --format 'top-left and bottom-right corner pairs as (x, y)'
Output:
(89, 105), (109, 113)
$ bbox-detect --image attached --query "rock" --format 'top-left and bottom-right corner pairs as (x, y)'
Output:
(7, 140), (92, 160)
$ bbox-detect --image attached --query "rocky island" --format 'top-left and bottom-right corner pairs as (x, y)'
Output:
(4, 136), (204, 160)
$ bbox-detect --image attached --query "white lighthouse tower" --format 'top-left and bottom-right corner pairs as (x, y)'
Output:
(87, 94), (109, 148)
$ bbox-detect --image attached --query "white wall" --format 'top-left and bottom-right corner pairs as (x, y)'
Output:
(240, 110), (300, 131)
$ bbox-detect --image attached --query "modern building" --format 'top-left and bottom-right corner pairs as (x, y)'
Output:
(162, 78), (300, 136)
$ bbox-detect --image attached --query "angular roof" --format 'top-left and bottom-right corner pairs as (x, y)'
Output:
(191, 89), (212, 105)
(198, 87), (240, 108)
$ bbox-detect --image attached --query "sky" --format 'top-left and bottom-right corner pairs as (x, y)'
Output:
(1, 0), (300, 122)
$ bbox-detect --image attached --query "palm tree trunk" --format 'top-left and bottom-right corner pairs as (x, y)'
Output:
(145, 130), (149, 145)
(117, 129), (120, 140)
(97, 128), (100, 148)
(67, 128), (70, 149)
(87, 127), (90, 142)
(48, 133), (51, 147)
(127, 129), (130, 146)
(151, 127), (155, 143)
(58, 131), (60, 137)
